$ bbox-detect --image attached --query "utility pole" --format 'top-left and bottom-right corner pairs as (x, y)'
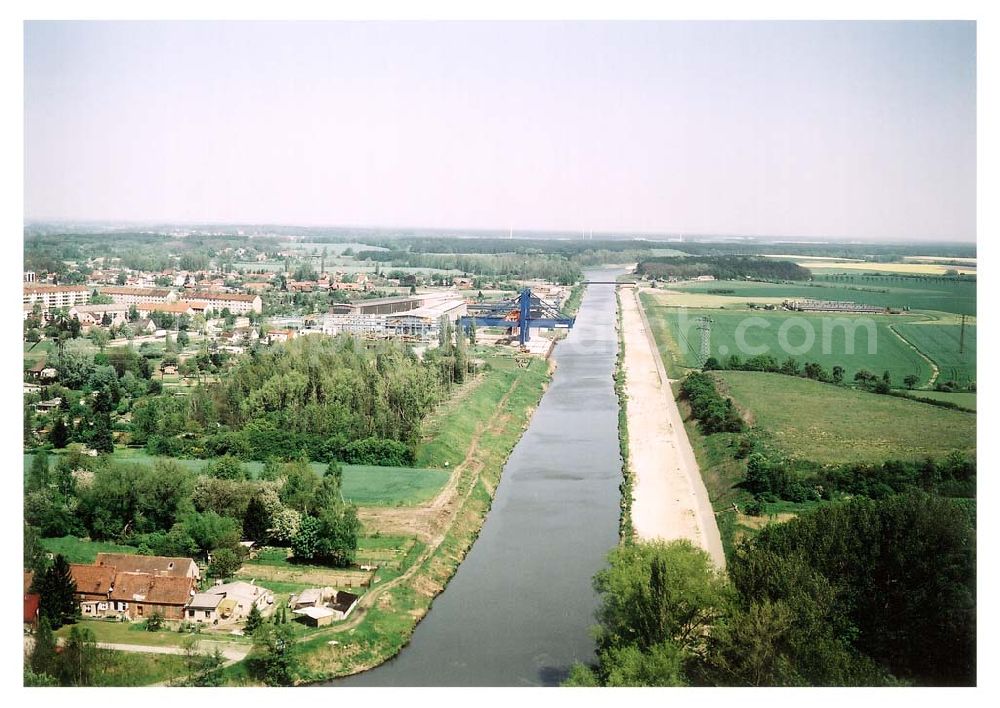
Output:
(697, 316), (713, 366)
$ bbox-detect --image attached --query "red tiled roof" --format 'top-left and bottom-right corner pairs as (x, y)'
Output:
(24, 284), (90, 294)
(109, 573), (194, 606)
(98, 287), (174, 298)
(95, 553), (197, 578)
(69, 564), (116, 596)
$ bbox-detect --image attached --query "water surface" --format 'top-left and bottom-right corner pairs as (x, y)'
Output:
(337, 269), (623, 686)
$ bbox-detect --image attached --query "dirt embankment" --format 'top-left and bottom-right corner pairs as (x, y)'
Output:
(620, 286), (726, 568)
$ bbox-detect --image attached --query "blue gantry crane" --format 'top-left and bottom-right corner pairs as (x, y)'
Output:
(458, 288), (575, 347)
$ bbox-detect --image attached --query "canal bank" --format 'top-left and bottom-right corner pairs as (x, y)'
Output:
(334, 268), (624, 686)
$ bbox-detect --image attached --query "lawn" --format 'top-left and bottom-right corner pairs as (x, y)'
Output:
(665, 275), (977, 316)
(716, 371), (976, 465)
(894, 322), (977, 386)
(642, 293), (934, 385)
(40, 535), (139, 563)
(55, 619), (249, 648)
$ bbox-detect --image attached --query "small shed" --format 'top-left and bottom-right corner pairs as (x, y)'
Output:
(293, 605), (336, 628)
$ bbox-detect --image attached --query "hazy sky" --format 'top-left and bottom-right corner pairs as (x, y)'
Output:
(24, 21), (976, 241)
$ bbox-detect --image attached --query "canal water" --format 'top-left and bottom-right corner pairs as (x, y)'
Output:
(337, 268), (623, 686)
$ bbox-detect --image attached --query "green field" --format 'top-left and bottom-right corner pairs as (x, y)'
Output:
(40, 535), (139, 563)
(717, 371), (976, 464)
(25, 450), (449, 507)
(894, 322), (977, 386)
(642, 294), (934, 385)
(909, 390), (977, 410)
(666, 276), (976, 316)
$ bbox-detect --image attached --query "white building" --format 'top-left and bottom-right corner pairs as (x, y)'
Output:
(98, 286), (178, 306)
(23, 284), (91, 312)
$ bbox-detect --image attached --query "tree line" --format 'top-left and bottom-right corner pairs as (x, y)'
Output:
(635, 256), (811, 281)
(567, 493), (975, 686)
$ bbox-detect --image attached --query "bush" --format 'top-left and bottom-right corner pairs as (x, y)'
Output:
(340, 437), (414, 466)
(680, 373), (745, 434)
(743, 498), (765, 516)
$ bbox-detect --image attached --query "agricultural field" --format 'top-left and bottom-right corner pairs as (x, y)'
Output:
(664, 276), (977, 316)
(894, 321), (977, 386)
(801, 260), (977, 276)
(716, 371), (976, 465)
(641, 293), (934, 385)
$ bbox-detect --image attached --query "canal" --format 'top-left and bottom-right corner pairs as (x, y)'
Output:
(336, 268), (623, 686)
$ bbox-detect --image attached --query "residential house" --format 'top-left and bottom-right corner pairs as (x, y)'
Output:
(94, 553), (200, 581)
(69, 563), (117, 618)
(68, 303), (129, 329)
(186, 593), (224, 625)
(131, 318), (157, 335)
(204, 581), (273, 621)
(108, 572), (195, 621)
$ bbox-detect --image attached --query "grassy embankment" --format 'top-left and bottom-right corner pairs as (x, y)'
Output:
(222, 353), (552, 683)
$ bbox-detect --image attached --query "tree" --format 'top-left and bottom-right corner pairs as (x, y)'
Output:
(28, 449), (50, 492)
(37, 554), (79, 629)
(49, 416), (69, 449)
(30, 617), (58, 678)
(208, 547), (244, 579)
(24, 523), (50, 576)
(251, 624), (298, 686)
(904, 374), (919, 389)
(59, 625), (97, 686)
(88, 328), (110, 352)
(183, 511), (243, 558)
(832, 366), (845, 384)
(244, 604), (264, 635)
(207, 455), (246, 481)
(243, 494), (273, 545)
(88, 411), (115, 453)
(280, 458), (320, 515)
(580, 540), (730, 687)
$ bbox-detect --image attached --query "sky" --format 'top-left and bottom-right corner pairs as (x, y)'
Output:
(23, 21), (976, 241)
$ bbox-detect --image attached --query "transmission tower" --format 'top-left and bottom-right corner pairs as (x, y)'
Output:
(697, 316), (713, 366)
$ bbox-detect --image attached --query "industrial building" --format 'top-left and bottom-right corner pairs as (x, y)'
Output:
(321, 296), (467, 341)
(328, 292), (456, 316)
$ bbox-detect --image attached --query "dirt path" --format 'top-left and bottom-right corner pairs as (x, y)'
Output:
(621, 286), (725, 569)
(888, 323), (940, 388)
